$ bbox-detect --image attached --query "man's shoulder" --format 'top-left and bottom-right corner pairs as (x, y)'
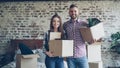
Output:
(77, 19), (88, 26)
(78, 19), (87, 23)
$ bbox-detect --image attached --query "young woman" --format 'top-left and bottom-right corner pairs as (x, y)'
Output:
(44, 13), (64, 68)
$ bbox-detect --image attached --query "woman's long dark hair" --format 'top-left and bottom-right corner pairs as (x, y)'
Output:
(50, 13), (63, 39)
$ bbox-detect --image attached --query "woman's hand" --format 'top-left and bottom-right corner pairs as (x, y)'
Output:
(45, 51), (54, 57)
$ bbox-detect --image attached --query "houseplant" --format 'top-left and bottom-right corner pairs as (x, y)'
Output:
(110, 32), (120, 54)
(87, 18), (101, 27)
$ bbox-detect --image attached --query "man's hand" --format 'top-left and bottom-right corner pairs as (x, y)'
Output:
(94, 38), (102, 42)
(89, 38), (102, 44)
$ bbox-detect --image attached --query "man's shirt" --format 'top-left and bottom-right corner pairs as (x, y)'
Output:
(63, 19), (87, 58)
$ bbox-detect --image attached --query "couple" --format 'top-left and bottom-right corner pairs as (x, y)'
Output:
(44, 4), (89, 68)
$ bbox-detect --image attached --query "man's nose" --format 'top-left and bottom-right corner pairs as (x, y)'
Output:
(71, 12), (75, 15)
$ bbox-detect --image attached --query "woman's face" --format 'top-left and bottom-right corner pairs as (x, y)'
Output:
(52, 17), (60, 29)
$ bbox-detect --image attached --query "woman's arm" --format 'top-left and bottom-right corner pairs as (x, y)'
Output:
(43, 32), (54, 57)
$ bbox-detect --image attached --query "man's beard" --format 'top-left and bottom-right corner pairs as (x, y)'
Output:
(70, 15), (78, 19)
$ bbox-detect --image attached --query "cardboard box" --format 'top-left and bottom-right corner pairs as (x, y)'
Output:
(80, 23), (105, 44)
(16, 54), (39, 68)
(50, 32), (61, 40)
(87, 42), (102, 62)
(89, 61), (103, 68)
(49, 40), (73, 57)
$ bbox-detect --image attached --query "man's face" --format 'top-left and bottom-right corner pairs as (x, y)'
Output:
(69, 7), (79, 19)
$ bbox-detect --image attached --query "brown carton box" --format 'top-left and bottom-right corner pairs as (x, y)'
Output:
(49, 40), (73, 57)
(16, 54), (39, 68)
(80, 23), (105, 44)
(89, 61), (103, 68)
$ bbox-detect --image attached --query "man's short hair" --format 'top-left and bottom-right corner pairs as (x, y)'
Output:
(69, 4), (78, 9)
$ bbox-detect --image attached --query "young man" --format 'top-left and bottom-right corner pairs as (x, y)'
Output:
(63, 4), (89, 68)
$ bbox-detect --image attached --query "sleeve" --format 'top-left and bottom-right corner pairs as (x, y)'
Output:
(43, 32), (49, 53)
(81, 20), (89, 27)
(63, 22), (68, 40)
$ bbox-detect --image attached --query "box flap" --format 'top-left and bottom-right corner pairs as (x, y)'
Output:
(22, 54), (39, 58)
(50, 32), (61, 40)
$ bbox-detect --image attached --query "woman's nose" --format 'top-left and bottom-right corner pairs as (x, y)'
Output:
(55, 22), (58, 25)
